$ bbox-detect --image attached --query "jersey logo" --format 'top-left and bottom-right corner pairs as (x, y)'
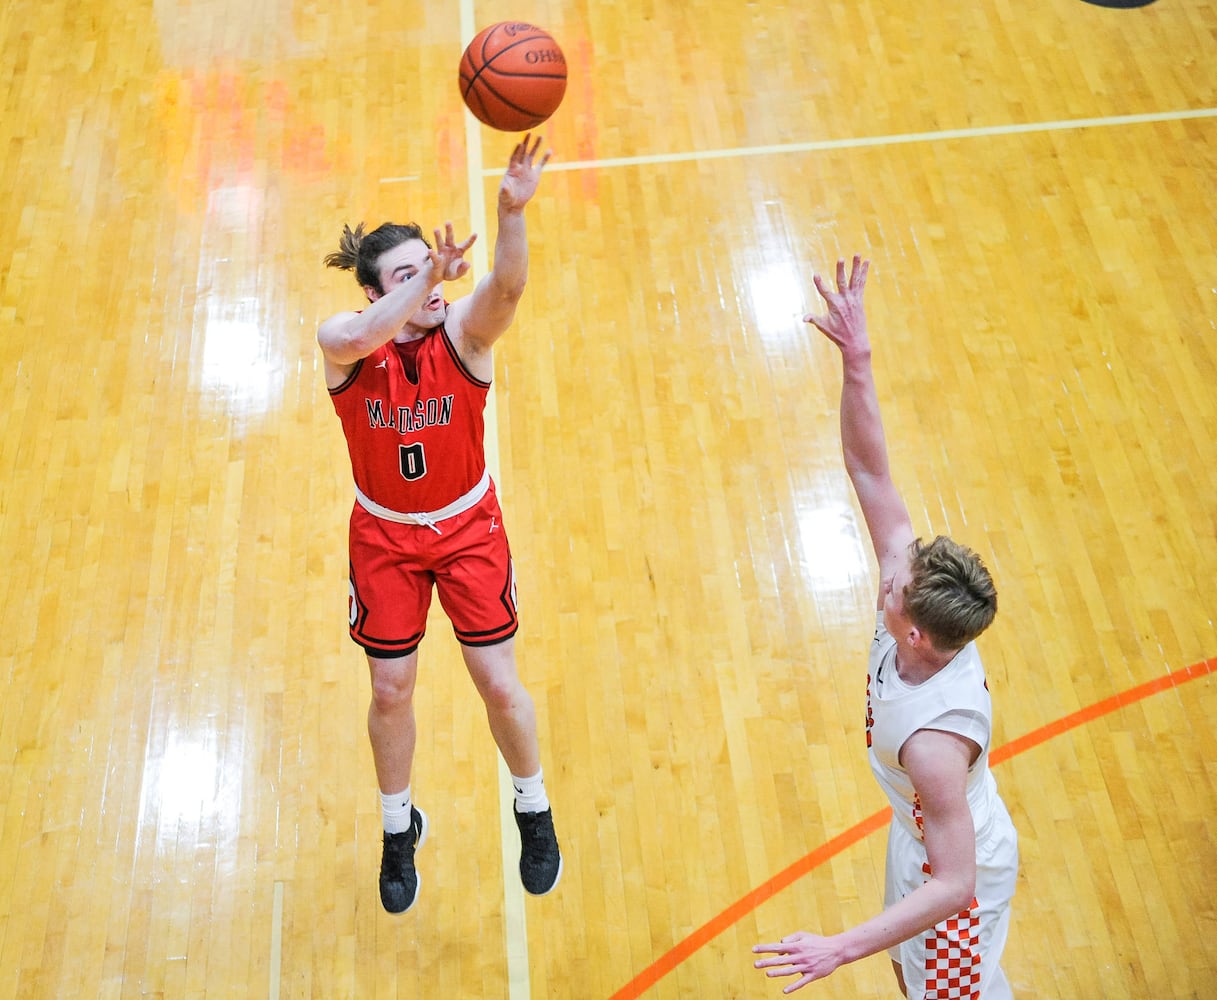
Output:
(365, 395), (455, 432)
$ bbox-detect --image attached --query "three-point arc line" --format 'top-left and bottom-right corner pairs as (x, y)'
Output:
(608, 655), (1217, 1000)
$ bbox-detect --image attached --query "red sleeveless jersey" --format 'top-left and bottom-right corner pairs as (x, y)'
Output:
(328, 326), (490, 513)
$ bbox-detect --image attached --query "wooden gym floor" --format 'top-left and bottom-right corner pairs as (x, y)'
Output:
(1, 0), (1215, 997)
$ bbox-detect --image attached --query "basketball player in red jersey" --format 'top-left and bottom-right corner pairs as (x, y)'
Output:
(317, 135), (561, 913)
(753, 257), (1017, 996)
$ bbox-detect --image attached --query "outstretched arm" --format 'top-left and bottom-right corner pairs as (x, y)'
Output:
(448, 134), (551, 368)
(806, 256), (915, 600)
(753, 731), (979, 992)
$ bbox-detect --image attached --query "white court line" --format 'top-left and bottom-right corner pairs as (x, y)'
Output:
(479, 106), (1217, 175)
(269, 880), (284, 1000)
(457, 4), (531, 999)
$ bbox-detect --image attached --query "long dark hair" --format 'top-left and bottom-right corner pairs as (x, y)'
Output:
(323, 222), (431, 295)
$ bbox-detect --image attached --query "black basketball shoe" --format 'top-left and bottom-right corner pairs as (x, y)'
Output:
(379, 806), (428, 914)
(513, 806), (562, 896)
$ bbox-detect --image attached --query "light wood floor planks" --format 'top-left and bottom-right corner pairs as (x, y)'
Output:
(1, 0), (1215, 997)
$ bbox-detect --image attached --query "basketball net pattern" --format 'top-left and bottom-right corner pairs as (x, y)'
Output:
(921, 901), (982, 1000)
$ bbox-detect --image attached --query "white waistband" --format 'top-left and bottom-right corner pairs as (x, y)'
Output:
(354, 469), (490, 534)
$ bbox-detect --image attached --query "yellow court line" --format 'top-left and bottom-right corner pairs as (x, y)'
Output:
(269, 880), (284, 1000)
(456, 4), (531, 999)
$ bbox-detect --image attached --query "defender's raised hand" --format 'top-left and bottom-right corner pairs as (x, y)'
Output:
(804, 254), (871, 359)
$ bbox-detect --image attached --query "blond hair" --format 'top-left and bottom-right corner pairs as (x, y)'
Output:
(903, 536), (997, 650)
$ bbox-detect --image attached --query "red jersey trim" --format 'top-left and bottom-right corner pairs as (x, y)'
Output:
(325, 325), (488, 395)
(440, 328), (491, 389)
(328, 359), (364, 396)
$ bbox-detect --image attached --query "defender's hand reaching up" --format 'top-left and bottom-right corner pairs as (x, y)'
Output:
(498, 133), (552, 212)
(804, 254), (871, 360)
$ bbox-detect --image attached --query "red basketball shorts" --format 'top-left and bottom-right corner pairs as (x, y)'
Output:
(346, 486), (518, 657)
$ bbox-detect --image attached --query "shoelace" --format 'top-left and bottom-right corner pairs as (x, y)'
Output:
(383, 830), (417, 867)
(519, 814), (552, 849)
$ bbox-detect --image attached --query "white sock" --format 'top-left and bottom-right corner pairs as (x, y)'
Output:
(381, 786), (413, 834)
(511, 769), (550, 813)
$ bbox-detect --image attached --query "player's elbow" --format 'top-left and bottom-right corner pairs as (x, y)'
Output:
(319, 316), (371, 362)
(491, 272), (527, 302)
(936, 872), (977, 916)
(318, 329), (372, 367)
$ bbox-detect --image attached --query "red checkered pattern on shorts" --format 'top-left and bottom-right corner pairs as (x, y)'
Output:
(922, 901), (981, 999)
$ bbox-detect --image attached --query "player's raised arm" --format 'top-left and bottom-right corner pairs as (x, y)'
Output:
(806, 256), (915, 596)
(448, 134), (551, 362)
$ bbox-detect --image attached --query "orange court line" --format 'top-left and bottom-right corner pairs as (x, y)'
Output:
(990, 655), (1216, 764)
(607, 655), (1217, 1000)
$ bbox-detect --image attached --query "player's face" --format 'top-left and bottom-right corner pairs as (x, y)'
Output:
(371, 239), (447, 328)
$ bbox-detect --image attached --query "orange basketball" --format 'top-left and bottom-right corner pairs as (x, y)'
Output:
(459, 22), (567, 132)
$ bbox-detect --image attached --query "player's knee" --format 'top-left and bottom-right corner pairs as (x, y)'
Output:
(477, 674), (531, 715)
(369, 663), (416, 712)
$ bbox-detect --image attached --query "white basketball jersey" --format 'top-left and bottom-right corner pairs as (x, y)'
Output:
(866, 612), (1007, 844)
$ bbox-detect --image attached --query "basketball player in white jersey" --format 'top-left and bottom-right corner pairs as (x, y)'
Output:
(754, 256), (1018, 998)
